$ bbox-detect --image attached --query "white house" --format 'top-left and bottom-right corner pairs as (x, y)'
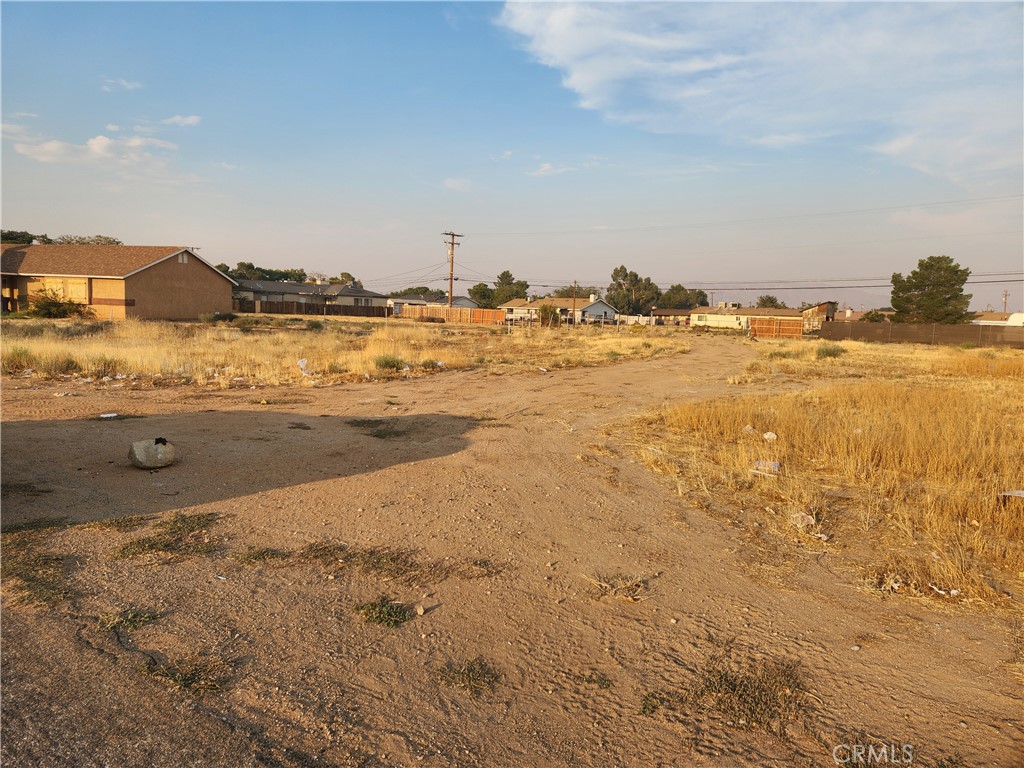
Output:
(499, 296), (618, 324)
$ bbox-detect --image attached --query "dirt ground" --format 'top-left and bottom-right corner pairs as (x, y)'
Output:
(1, 334), (1021, 767)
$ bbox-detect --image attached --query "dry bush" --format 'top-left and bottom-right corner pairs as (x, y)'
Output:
(636, 342), (1024, 601)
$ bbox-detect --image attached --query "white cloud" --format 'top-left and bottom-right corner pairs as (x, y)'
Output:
(105, 123), (121, 132)
(13, 130), (192, 184)
(1, 123), (31, 138)
(12, 112), (38, 118)
(162, 115), (201, 127)
(527, 163), (573, 177)
(443, 177), (470, 191)
(498, 3), (1023, 189)
(101, 77), (142, 92)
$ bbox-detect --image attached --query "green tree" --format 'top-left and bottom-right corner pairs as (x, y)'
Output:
(55, 234), (123, 245)
(756, 295), (787, 309)
(660, 285), (708, 310)
(468, 282), (496, 308)
(390, 286), (447, 301)
(859, 309), (888, 323)
(550, 285), (602, 300)
(890, 256), (972, 323)
(1, 230), (40, 244)
(606, 265), (661, 315)
(328, 271), (361, 288)
(493, 270), (529, 307)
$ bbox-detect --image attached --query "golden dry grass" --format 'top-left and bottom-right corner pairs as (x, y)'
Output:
(635, 339), (1024, 603)
(0, 316), (688, 386)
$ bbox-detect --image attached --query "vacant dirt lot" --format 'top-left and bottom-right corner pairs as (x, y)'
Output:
(2, 335), (1020, 767)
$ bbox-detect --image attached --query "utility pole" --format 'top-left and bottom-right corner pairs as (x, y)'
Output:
(442, 231), (463, 308)
(572, 280), (577, 326)
(1002, 290), (1009, 313)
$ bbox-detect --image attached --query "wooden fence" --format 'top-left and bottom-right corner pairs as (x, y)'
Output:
(819, 321), (1024, 348)
(749, 316), (804, 340)
(233, 299), (387, 318)
(400, 305), (506, 324)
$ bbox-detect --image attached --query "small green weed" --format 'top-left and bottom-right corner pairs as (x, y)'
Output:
(84, 514), (154, 532)
(144, 654), (231, 697)
(569, 671), (613, 689)
(98, 607), (161, 633)
(354, 594), (414, 628)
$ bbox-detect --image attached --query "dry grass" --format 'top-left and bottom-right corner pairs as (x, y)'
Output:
(436, 657), (501, 697)
(636, 340), (1024, 602)
(588, 573), (650, 602)
(0, 316), (689, 387)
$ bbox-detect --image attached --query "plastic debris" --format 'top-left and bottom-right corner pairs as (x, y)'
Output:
(763, 431), (778, 442)
(99, 413), (119, 419)
(742, 424), (757, 435)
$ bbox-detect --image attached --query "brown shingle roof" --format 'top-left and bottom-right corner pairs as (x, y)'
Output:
(1, 244), (203, 279)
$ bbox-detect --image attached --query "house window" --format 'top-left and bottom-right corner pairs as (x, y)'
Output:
(178, 253), (189, 264)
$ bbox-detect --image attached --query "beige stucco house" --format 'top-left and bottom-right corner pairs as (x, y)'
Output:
(1, 244), (236, 320)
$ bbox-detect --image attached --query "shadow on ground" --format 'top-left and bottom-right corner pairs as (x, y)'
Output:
(0, 411), (475, 528)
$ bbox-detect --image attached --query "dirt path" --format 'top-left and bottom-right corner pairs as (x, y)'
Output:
(2, 335), (1020, 767)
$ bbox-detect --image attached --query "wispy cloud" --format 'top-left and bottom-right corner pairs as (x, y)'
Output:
(443, 177), (470, 191)
(101, 77), (142, 92)
(498, 3), (1022, 189)
(13, 130), (195, 184)
(212, 161), (239, 171)
(162, 114), (201, 127)
(527, 162), (573, 177)
(12, 112), (38, 118)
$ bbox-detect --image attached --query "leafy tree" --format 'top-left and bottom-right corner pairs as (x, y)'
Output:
(550, 285), (602, 300)
(55, 234), (123, 245)
(328, 271), (362, 288)
(859, 309), (888, 323)
(468, 282), (496, 308)
(756, 295), (787, 309)
(660, 285), (708, 310)
(2, 230), (42, 244)
(605, 265), (661, 315)
(537, 304), (561, 327)
(493, 270), (529, 307)
(390, 286), (447, 301)
(221, 262), (308, 283)
(890, 256), (972, 323)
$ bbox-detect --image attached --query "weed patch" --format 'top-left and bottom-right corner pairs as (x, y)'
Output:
(84, 515), (155, 532)
(354, 594), (414, 627)
(588, 574), (649, 602)
(437, 657), (501, 697)
(98, 607), (161, 633)
(114, 512), (220, 560)
(144, 654), (231, 697)
(235, 546), (291, 564)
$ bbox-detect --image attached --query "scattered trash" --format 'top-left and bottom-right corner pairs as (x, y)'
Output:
(215, 575), (227, 581)
(742, 424), (757, 435)
(852, 428), (863, 435)
(364, 373), (371, 381)
(434, 361), (445, 368)
(129, 437), (176, 469)
(999, 490), (1024, 506)
(99, 413), (119, 419)
(751, 460), (781, 478)
(538, 367), (549, 372)
(763, 431), (778, 442)
(402, 365), (410, 372)
(297, 359), (311, 376)
(54, 391), (71, 398)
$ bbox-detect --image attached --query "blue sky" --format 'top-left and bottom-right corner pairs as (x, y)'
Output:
(3, 1), (1022, 311)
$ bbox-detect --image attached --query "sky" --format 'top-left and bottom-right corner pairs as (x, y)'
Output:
(3, 1), (1022, 311)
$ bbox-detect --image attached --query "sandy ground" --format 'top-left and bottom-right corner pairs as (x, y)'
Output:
(1, 334), (1021, 768)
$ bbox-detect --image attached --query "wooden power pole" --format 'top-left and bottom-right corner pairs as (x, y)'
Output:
(443, 231), (463, 307)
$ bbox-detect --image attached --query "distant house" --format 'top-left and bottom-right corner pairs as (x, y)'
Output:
(689, 304), (804, 337)
(801, 301), (838, 332)
(652, 308), (692, 325)
(972, 311), (1024, 327)
(235, 279), (387, 308)
(1, 244), (235, 320)
(388, 294), (478, 315)
(499, 296), (618, 324)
